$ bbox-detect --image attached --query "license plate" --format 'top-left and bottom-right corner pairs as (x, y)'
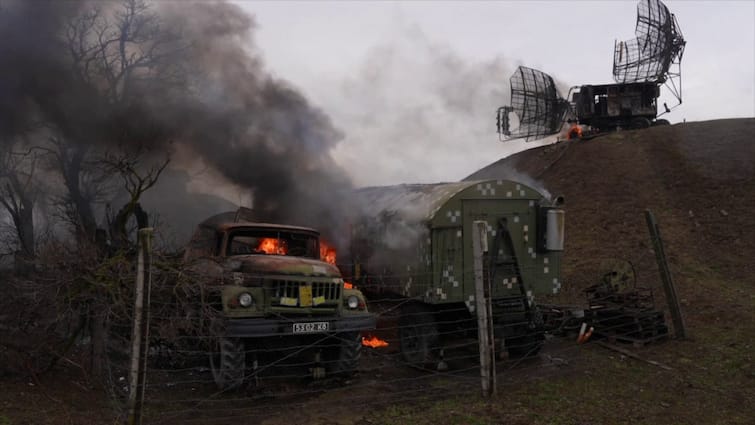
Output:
(293, 322), (329, 334)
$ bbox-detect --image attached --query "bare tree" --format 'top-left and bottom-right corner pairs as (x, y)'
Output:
(57, 0), (185, 378)
(0, 141), (41, 262)
(46, 136), (105, 244)
(49, 0), (184, 244)
(104, 150), (170, 251)
(0, 0), (189, 382)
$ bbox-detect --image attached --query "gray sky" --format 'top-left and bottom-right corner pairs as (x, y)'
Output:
(235, 0), (755, 187)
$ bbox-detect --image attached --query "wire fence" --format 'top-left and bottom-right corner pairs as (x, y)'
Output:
(0, 233), (682, 425)
(94, 243), (679, 425)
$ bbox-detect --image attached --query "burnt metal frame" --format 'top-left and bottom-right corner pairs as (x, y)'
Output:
(496, 0), (686, 141)
(613, 0), (686, 113)
(497, 66), (569, 142)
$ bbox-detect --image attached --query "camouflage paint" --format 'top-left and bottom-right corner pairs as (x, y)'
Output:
(353, 179), (563, 305)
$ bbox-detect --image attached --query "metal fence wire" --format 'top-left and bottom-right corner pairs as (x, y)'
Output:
(101, 239), (680, 425)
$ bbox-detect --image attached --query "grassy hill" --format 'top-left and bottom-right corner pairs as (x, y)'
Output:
(469, 118), (754, 306)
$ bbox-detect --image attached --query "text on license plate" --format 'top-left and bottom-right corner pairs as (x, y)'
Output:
(293, 322), (329, 333)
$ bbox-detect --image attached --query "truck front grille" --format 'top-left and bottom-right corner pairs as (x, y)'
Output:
(269, 280), (341, 307)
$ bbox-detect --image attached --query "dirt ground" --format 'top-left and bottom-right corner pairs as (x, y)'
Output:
(2, 118), (754, 424)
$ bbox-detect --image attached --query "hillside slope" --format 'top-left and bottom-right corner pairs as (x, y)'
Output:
(469, 117), (755, 324)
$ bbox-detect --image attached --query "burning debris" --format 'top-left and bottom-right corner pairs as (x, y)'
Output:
(253, 236), (338, 264)
(362, 335), (389, 348)
(257, 238), (286, 255)
(320, 241), (337, 265)
(567, 123), (584, 140)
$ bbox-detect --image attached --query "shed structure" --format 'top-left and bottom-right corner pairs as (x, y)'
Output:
(351, 179), (563, 311)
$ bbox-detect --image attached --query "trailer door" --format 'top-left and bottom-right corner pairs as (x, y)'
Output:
(431, 226), (463, 303)
(462, 199), (534, 300)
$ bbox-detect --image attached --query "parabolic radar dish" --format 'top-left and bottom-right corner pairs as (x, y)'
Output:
(496, 66), (570, 142)
(613, 0), (686, 104)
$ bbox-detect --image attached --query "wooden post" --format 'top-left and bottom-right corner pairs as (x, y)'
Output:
(473, 221), (495, 396)
(644, 210), (686, 339)
(128, 228), (154, 425)
(485, 240), (497, 396)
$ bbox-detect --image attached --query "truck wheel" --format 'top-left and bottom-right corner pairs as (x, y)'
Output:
(399, 304), (438, 367)
(209, 321), (246, 390)
(505, 330), (544, 359)
(503, 306), (544, 359)
(652, 118), (670, 126)
(329, 332), (362, 376)
(630, 117), (651, 129)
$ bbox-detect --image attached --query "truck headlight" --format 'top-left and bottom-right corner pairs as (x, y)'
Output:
(238, 292), (254, 308)
(346, 295), (359, 309)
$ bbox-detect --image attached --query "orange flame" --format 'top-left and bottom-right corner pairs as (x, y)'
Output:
(257, 238), (286, 255)
(361, 335), (389, 348)
(567, 124), (583, 140)
(320, 241), (337, 265)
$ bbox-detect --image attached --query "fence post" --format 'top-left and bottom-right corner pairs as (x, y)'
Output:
(644, 210), (686, 339)
(473, 221), (495, 396)
(128, 228), (154, 425)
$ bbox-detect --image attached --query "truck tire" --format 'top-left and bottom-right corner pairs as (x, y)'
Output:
(653, 118), (670, 126)
(506, 331), (544, 359)
(630, 117), (651, 129)
(329, 331), (362, 376)
(209, 320), (246, 390)
(399, 304), (438, 367)
(505, 307), (544, 359)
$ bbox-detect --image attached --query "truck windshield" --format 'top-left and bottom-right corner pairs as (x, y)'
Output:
(227, 229), (318, 259)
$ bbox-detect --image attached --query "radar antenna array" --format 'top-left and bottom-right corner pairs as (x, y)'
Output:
(496, 66), (570, 142)
(613, 0), (686, 110)
(495, 0), (687, 142)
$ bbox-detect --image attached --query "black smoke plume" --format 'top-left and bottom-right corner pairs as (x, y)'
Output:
(0, 0), (353, 246)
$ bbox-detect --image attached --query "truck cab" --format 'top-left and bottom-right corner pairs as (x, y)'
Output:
(185, 216), (375, 389)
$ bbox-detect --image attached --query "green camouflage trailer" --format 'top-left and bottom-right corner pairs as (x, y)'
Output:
(350, 179), (564, 363)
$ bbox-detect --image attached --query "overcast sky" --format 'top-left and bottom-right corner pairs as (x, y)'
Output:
(234, 1), (755, 187)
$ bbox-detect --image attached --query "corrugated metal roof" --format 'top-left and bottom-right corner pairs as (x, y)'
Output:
(197, 211), (319, 234)
(354, 180), (489, 224)
(213, 222), (319, 234)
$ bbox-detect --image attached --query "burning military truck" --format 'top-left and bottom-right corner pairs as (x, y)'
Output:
(184, 211), (376, 390)
(348, 179), (565, 365)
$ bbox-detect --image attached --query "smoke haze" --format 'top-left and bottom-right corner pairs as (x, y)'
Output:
(0, 1), (558, 254)
(304, 25), (518, 187)
(0, 0), (354, 246)
(249, 22), (563, 188)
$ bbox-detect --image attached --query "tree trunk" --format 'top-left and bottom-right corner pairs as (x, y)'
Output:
(17, 199), (35, 258)
(90, 303), (107, 379)
(2, 174), (36, 270)
(109, 202), (149, 251)
(61, 145), (97, 244)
